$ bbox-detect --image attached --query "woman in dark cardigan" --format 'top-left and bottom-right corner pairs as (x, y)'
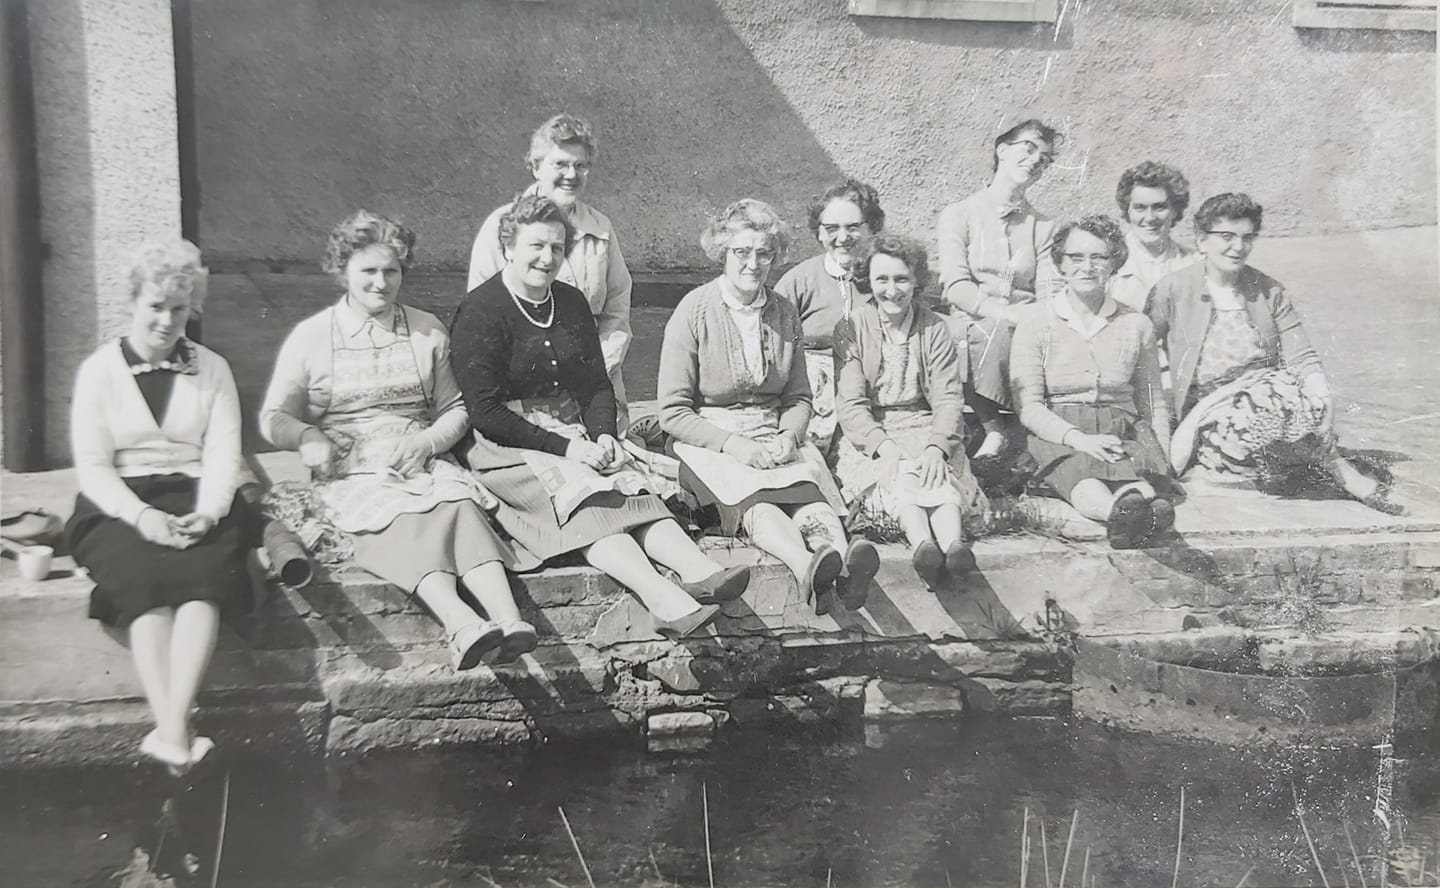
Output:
(451, 193), (749, 638)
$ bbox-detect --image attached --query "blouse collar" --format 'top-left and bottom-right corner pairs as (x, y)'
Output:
(1052, 290), (1121, 339)
(823, 253), (852, 281)
(719, 277), (768, 313)
(121, 337), (198, 375)
(334, 296), (400, 339)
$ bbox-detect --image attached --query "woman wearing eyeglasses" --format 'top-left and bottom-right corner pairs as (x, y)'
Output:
(1010, 215), (1174, 549)
(1147, 193), (1400, 513)
(659, 198), (878, 614)
(937, 119), (1062, 461)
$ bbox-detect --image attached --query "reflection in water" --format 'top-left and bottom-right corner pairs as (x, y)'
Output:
(3, 717), (1437, 887)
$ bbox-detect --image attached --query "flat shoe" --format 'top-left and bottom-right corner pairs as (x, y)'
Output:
(189, 735), (215, 766)
(1149, 497), (1177, 535)
(493, 620), (539, 664)
(681, 565), (752, 605)
(450, 620), (504, 672)
(1360, 482), (1405, 516)
(840, 539), (879, 609)
(1106, 491), (1153, 550)
(804, 545), (843, 615)
(943, 540), (977, 576)
(912, 540), (945, 591)
(140, 731), (192, 770)
(654, 603), (722, 640)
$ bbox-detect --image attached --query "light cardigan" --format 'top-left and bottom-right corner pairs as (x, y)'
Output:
(937, 190), (1058, 319)
(773, 253), (858, 350)
(258, 300), (469, 456)
(70, 339), (241, 525)
(834, 301), (966, 458)
(467, 192), (633, 378)
(1145, 262), (1326, 419)
(658, 276), (812, 451)
(1009, 293), (1169, 444)
(1109, 229), (1195, 312)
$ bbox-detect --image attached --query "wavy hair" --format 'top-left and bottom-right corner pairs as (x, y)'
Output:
(1193, 192), (1263, 235)
(806, 179), (886, 236)
(128, 239), (209, 313)
(527, 113), (598, 168)
(852, 234), (931, 296)
(1050, 215), (1128, 277)
(498, 192), (576, 255)
(1116, 160), (1192, 223)
(700, 198), (793, 264)
(992, 118), (1061, 172)
(323, 210), (417, 280)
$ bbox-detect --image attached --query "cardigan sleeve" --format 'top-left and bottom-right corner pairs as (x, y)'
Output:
(567, 300), (619, 440)
(466, 206), (506, 292)
(1009, 317), (1078, 445)
(1131, 319), (1172, 435)
(833, 317), (888, 456)
(775, 309), (814, 443)
(1032, 217), (1061, 299)
(414, 327), (472, 456)
(70, 353), (151, 526)
(594, 232), (633, 378)
(258, 318), (322, 451)
(657, 297), (734, 451)
(193, 355), (242, 522)
(937, 201), (986, 317)
(1270, 281), (1325, 382)
(921, 320), (966, 457)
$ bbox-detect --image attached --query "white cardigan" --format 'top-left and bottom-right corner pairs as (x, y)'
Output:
(69, 339), (242, 525)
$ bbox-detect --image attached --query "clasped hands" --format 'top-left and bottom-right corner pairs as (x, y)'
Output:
(136, 507), (214, 549)
(722, 432), (799, 470)
(566, 434), (629, 473)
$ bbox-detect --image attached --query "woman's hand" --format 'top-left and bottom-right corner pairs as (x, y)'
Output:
(566, 437), (610, 471)
(595, 434), (629, 472)
(170, 512), (215, 549)
(916, 445), (949, 489)
(1066, 431), (1125, 463)
(299, 428), (335, 475)
(766, 431), (798, 466)
(136, 508), (183, 549)
(723, 435), (775, 469)
(1302, 373), (1334, 433)
(387, 434), (432, 478)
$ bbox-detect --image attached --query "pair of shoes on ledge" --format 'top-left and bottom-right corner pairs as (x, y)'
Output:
(807, 540), (878, 616)
(450, 620), (539, 671)
(912, 539), (977, 591)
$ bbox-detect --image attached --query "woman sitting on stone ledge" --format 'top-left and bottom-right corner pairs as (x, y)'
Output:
(67, 240), (258, 774)
(1010, 215), (1175, 549)
(1109, 160), (1196, 312)
(833, 235), (987, 591)
(451, 194), (749, 641)
(1146, 192), (1401, 514)
(658, 198), (877, 616)
(259, 210), (539, 673)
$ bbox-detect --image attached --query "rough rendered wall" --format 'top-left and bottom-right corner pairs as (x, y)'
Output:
(28, 0), (182, 461)
(189, 0), (1435, 272)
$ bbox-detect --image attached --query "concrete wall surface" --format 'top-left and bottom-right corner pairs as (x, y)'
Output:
(188, 0), (1436, 272)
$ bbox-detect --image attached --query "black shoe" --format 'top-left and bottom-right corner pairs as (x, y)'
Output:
(654, 604), (722, 640)
(840, 540), (879, 609)
(943, 540), (978, 576)
(912, 540), (945, 591)
(805, 545), (843, 615)
(681, 565), (752, 605)
(1106, 491), (1154, 550)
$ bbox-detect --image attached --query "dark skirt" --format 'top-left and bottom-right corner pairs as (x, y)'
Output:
(66, 473), (261, 629)
(349, 499), (529, 592)
(1025, 404), (1171, 497)
(480, 464), (673, 562)
(965, 316), (1016, 407)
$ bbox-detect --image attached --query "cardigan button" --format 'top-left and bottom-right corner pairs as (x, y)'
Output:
(544, 341), (551, 347)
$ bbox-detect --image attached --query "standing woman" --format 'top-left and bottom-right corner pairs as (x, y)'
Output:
(833, 235), (986, 591)
(1109, 161), (1196, 311)
(936, 119), (1062, 459)
(260, 211), (539, 673)
(773, 179), (886, 451)
(658, 199), (877, 614)
(453, 194), (749, 639)
(467, 113), (634, 429)
(1009, 216), (1175, 548)
(67, 240), (254, 772)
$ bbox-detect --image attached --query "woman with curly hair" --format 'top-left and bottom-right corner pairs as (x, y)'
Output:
(1148, 193), (1400, 513)
(67, 239), (257, 772)
(658, 198), (877, 614)
(1110, 160), (1196, 311)
(833, 235), (986, 590)
(936, 119), (1063, 460)
(261, 210), (540, 672)
(773, 179), (886, 451)
(1010, 215), (1175, 548)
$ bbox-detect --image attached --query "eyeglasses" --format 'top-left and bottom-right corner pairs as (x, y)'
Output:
(729, 246), (776, 263)
(820, 223), (869, 238)
(1061, 253), (1113, 267)
(1008, 139), (1055, 168)
(545, 160), (591, 174)
(1203, 231), (1259, 246)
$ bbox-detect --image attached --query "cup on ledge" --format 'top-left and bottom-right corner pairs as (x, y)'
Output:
(17, 544), (53, 581)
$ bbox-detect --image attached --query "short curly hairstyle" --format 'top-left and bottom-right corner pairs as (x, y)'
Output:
(323, 210), (416, 280)
(699, 198), (793, 264)
(128, 239), (209, 313)
(1193, 192), (1263, 236)
(1050, 215), (1128, 277)
(807, 179), (885, 237)
(993, 118), (1061, 172)
(853, 234), (931, 296)
(1116, 161), (1192, 224)
(527, 113), (598, 168)
(498, 192), (576, 256)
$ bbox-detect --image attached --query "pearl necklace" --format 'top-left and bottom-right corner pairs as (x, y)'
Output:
(509, 286), (555, 328)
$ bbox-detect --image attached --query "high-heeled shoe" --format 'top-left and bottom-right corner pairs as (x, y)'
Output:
(804, 545), (844, 615)
(450, 620), (504, 671)
(912, 539), (945, 591)
(681, 565), (752, 605)
(653, 603), (722, 640)
(493, 620), (539, 665)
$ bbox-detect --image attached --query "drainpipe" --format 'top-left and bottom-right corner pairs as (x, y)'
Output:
(0, 0), (45, 471)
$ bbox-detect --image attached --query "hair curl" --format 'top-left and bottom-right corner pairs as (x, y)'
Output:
(1193, 192), (1263, 236)
(1050, 214), (1128, 277)
(992, 118), (1061, 172)
(498, 192), (576, 255)
(700, 198), (793, 264)
(852, 234), (931, 296)
(527, 113), (598, 168)
(323, 210), (416, 281)
(807, 179), (885, 237)
(1116, 160), (1191, 224)
(128, 239), (209, 314)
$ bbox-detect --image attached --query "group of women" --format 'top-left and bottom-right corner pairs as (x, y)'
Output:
(65, 113), (1399, 772)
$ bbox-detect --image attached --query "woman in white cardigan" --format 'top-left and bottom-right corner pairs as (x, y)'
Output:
(66, 240), (255, 774)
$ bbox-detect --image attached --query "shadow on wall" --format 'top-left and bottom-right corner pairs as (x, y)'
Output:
(188, 0), (848, 272)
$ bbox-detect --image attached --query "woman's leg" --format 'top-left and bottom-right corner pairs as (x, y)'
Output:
(1066, 478), (1118, 522)
(789, 502), (848, 552)
(928, 504), (965, 550)
(743, 503), (814, 580)
(414, 571), (487, 634)
(129, 607), (178, 744)
(167, 600), (220, 747)
(634, 518), (724, 584)
(583, 533), (701, 622)
(461, 561), (523, 625)
(897, 504), (935, 550)
(1328, 454), (1381, 501)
